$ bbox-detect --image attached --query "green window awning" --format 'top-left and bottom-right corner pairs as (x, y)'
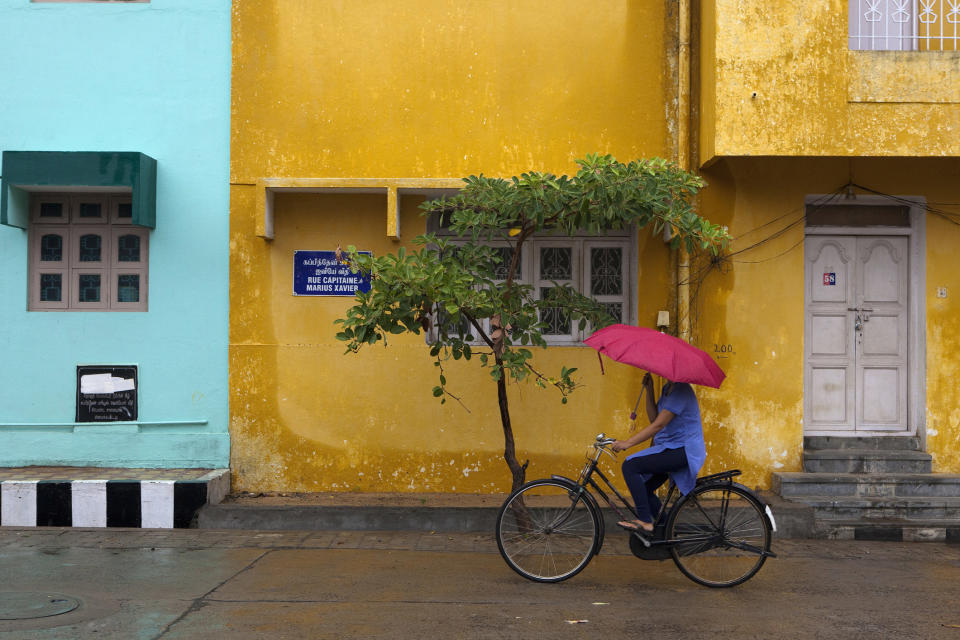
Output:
(1, 151), (157, 229)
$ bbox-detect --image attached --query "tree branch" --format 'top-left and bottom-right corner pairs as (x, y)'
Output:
(434, 354), (472, 413)
(523, 361), (581, 396)
(462, 310), (495, 351)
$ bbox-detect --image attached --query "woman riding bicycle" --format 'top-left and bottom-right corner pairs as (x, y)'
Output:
(611, 372), (707, 533)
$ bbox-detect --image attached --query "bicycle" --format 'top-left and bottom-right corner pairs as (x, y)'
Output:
(495, 433), (777, 588)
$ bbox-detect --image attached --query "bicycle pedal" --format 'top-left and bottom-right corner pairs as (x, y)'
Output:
(630, 531), (651, 548)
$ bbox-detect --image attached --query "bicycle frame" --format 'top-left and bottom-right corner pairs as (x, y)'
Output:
(496, 434), (776, 587)
(559, 445), (757, 553)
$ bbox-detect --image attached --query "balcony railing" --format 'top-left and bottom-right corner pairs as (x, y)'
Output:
(849, 0), (960, 50)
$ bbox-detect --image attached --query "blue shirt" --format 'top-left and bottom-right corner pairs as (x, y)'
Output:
(625, 382), (707, 495)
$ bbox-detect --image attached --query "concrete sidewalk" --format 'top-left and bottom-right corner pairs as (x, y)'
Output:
(196, 489), (821, 538)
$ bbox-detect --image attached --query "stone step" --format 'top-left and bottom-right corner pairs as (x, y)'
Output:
(773, 472), (960, 498)
(816, 519), (960, 543)
(803, 436), (920, 451)
(803, 449), (932, 474)
(794, 495), (960, 521)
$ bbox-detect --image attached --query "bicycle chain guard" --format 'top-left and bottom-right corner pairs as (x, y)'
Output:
(629, 527), (672, 561)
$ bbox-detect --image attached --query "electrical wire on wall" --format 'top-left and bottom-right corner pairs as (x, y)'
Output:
(674, 182), (960, 345)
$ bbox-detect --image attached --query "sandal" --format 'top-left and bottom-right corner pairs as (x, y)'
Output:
(617, 519), (654, 533)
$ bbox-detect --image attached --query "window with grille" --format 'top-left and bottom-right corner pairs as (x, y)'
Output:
(849, 0), (960, 51)
(432, 236), (631, 345)
(29, 194), (149, 311)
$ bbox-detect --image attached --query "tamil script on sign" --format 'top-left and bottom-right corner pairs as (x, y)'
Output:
(293, 250), (372, 296)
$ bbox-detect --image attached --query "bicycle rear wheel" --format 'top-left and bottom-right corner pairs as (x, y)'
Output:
(495, 479), (600, 583)
(667, 483), (771, 588)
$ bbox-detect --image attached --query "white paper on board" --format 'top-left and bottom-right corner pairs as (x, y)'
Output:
(80, 374), (136, 394)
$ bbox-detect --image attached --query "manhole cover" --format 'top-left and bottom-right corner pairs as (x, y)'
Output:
(0, 592), (80, 620)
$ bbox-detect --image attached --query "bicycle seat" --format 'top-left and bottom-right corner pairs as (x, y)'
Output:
(695, 469), (742, 485)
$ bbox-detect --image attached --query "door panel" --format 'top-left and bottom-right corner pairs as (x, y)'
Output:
(856, 236), (908, 430)
(804, 235), (909, 434)
(810, 367), (851, 425)
(805, 237), (856, 432)
(808, 240), (853, 304)
(810, 314), (848, 356)
(860, 314), (901, 356)
(861, 240), (903, 303)
(860, 367), (902, 425)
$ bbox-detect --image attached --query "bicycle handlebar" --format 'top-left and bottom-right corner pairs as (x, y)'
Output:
(594, 433), (617, 448)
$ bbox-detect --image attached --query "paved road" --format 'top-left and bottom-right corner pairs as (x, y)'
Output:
(0, 528), (958, 639)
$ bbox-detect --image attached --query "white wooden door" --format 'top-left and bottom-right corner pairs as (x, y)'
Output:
(804, 235), (909, 433)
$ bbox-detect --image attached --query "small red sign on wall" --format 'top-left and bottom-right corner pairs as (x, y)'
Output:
(823, 272), (836, 286)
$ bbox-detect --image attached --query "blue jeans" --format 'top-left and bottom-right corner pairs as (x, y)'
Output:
(621, 447), (687, 523)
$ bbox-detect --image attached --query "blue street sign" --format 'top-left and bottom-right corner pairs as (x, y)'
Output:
(293, 250), (372, 296)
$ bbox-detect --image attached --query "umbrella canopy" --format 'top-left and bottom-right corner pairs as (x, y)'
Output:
(584, 324), (726, 389)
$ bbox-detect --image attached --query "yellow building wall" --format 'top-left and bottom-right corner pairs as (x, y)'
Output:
(697, 157), (960, 486)
(699, 0), (960, 164)
(232, 0), (674, 183)
(230, 1), (683, 493)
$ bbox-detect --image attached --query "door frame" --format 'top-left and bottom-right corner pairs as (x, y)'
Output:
(803, 195), (926, 444)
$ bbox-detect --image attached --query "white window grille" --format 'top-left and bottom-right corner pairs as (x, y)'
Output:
(431, 236), (632, 345)
(850, 0), (960, 50)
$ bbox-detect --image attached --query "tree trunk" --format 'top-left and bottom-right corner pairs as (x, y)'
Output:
(496, 362), (528, 493)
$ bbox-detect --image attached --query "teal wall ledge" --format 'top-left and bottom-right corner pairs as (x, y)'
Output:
(0, 420), (209, 433)
(0, 430), (228, 469)
(1, 151), (157, 229)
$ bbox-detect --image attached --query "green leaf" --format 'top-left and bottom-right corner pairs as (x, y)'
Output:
(432, 386), (443, 397)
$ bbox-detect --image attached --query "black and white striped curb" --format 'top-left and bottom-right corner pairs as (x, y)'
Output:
(0, 470), (229, 529)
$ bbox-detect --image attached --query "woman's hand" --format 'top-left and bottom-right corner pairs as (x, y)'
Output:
(611, 439), (631, 452)
(642, 372), (654, 393)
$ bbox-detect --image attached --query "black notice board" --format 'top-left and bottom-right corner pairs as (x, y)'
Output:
(76, 366), (138, 422)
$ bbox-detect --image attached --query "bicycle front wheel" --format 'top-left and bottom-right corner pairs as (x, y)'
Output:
(495, 479), (600, 583)
(667, 483), (771, 588)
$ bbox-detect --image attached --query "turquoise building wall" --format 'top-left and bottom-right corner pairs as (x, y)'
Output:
(0, 0), (230, 467)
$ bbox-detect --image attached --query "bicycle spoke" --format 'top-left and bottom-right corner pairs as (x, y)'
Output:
(723, 539), (768, 556)
(496, 480), (599, 583)
(667, 484), (771, 588)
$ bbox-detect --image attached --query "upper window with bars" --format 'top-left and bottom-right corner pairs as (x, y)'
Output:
(432, 237), (632, 345)
(849, 0), (960, 50)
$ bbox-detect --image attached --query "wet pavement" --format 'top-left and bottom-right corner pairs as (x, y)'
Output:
(0, 528), (957, 639)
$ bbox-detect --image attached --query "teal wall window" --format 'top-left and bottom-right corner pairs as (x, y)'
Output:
(117, 274), (140, 302)
(117, 234), (140, 262)
(40, 234), (63, 261)
(39, 274), (63, 302)
(28, 194), (149, 311)
(79, 234), (102, 262)
(31, 1), (150, 4)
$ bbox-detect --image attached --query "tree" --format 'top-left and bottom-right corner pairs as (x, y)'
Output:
(335, 154), (731, 492)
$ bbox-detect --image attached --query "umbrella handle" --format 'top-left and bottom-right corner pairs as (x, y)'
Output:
(629, 386), (645, 421)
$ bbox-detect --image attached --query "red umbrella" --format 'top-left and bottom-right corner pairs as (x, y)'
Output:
(584, 324), (726, 389)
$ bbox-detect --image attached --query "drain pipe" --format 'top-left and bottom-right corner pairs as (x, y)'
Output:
(676, 0), (693, 342)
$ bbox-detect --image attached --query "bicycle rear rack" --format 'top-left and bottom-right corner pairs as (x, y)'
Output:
(695, 469), (741, 485)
